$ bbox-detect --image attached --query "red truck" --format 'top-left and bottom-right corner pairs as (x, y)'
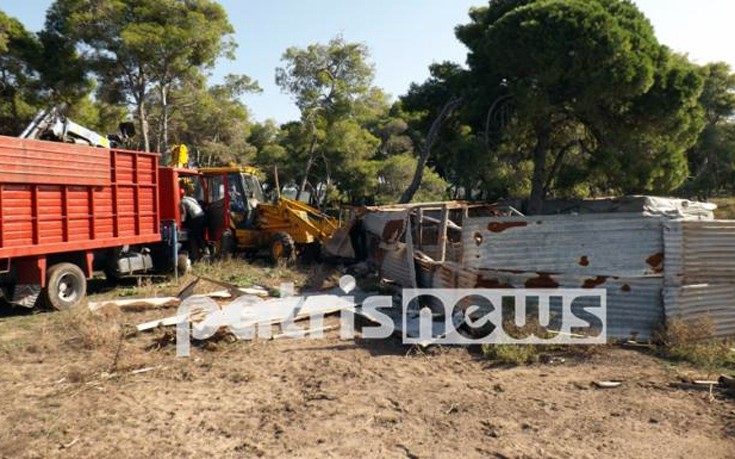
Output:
(0, 135), (188, 310)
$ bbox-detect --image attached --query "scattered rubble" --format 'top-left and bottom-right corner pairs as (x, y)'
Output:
(132, 290), (356, 340)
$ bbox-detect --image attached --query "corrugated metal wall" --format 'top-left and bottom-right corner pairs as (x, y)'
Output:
(664, 220), (735, 337)
(363, 205), (735, 340)
(441, 213), (667, 339)
(664, 220), (735, 283)
(461, 214), (665, 277)
(431, 264), (663, 340)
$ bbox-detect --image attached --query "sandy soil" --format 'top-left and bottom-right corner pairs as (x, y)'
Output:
(0, 306), (733, 459)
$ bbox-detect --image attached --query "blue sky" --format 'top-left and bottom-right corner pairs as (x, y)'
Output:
(4, 1), (735, 124)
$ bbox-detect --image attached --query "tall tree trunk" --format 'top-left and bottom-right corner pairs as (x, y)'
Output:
(137, 99), (150, 152)
(295, 135), (318, 201)
(542, 140), (577, 196)
(161, 85), (169, 157)
(528, 123), (551, 215)
(399, 97), (462, 204)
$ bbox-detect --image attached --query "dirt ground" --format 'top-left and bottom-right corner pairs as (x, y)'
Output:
(0, 271), (734, 458)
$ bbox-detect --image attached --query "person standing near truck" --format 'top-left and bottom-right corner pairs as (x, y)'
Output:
(180, 186), (207, 261)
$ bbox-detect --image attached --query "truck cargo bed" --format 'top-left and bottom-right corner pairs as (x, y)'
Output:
(0, 136), (161, 259)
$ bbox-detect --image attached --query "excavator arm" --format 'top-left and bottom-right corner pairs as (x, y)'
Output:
(21, 106), (111, 148)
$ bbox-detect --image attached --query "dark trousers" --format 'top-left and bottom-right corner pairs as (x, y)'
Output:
(185, 215), (207, 261)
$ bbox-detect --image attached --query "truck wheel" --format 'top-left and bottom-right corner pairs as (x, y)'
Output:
(269, 232), (296, 264)
(43, 263), (87, 311)
(103, 247), (122, 282)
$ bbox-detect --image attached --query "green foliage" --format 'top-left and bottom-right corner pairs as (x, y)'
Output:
(375, 154), (447, 204)
(50, 0), (236, 151)
(594, 51), (704, 194)
(67, 96), (128, 135)
(678, 62), (735, 197)
(275, 36), (402, 204)
(159, 73), (257, 165)
(0, 10), (42, 135)
(38, 2), (93, 104)
(3, 1), (730, 211)
(450, 0), (705, 211)
(276, 35), (374, 119)
(400, 62), (476, 198)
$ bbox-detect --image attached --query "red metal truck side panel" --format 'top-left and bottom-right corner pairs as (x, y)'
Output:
(0, 136), (161, 259)
(158, 167), (199, 226)
(158, 167), (181, 224)
(0, 137), (111, 186)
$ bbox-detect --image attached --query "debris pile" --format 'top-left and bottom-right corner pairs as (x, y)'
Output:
(90, 275), (358, 346)
(355, 196), (735, 340)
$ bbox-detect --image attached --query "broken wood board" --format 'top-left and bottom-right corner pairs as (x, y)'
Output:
(89, 297), (180, 312)
(204, 286), (270, 299)
(195, 275), (271, 298)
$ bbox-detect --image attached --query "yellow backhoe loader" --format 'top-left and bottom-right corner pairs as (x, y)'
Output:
(192, 166), (352, 262)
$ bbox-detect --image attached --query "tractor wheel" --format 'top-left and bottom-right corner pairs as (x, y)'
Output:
(301, 241), (322, 263)
(177, 254), (192, 276)
(42, 263), (87, 311)
(269, 232), (296, 264)
(218, 229), (236, 259)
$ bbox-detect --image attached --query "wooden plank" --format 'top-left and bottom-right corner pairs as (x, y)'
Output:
(438, 204), (449, 262)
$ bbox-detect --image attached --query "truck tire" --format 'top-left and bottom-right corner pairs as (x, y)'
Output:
(103, 247), (122, 282)
(269, 232), (296, 264)
(42, 263), (87, 311)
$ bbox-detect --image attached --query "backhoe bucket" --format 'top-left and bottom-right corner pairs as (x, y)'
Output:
(323, 222), (355, 259)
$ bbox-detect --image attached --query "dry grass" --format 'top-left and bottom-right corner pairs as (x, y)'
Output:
(86, 257), (323, 303)
(479, 316), (604, 366)
(710, 197), (735, 219)
(2, 263), (735, 457)
(55, 306), (157, 376)
(191, 257), (313, 291)
(481, 343), (539, 365)
(658, 317), (735, 372)
(58, 257), (339, 376)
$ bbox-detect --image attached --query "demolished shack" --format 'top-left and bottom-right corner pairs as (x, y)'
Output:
(352, 196), (734, 340)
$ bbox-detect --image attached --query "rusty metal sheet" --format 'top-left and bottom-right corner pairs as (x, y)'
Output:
(462, 214), (665, 277)
(380, 242), (415, 287)
(362, 209), (408, 243)
(664, 284), (735, 338)
(429, 264), (664, 340)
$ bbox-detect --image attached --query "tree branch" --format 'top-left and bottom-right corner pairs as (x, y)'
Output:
(399, 97), (462, 204)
